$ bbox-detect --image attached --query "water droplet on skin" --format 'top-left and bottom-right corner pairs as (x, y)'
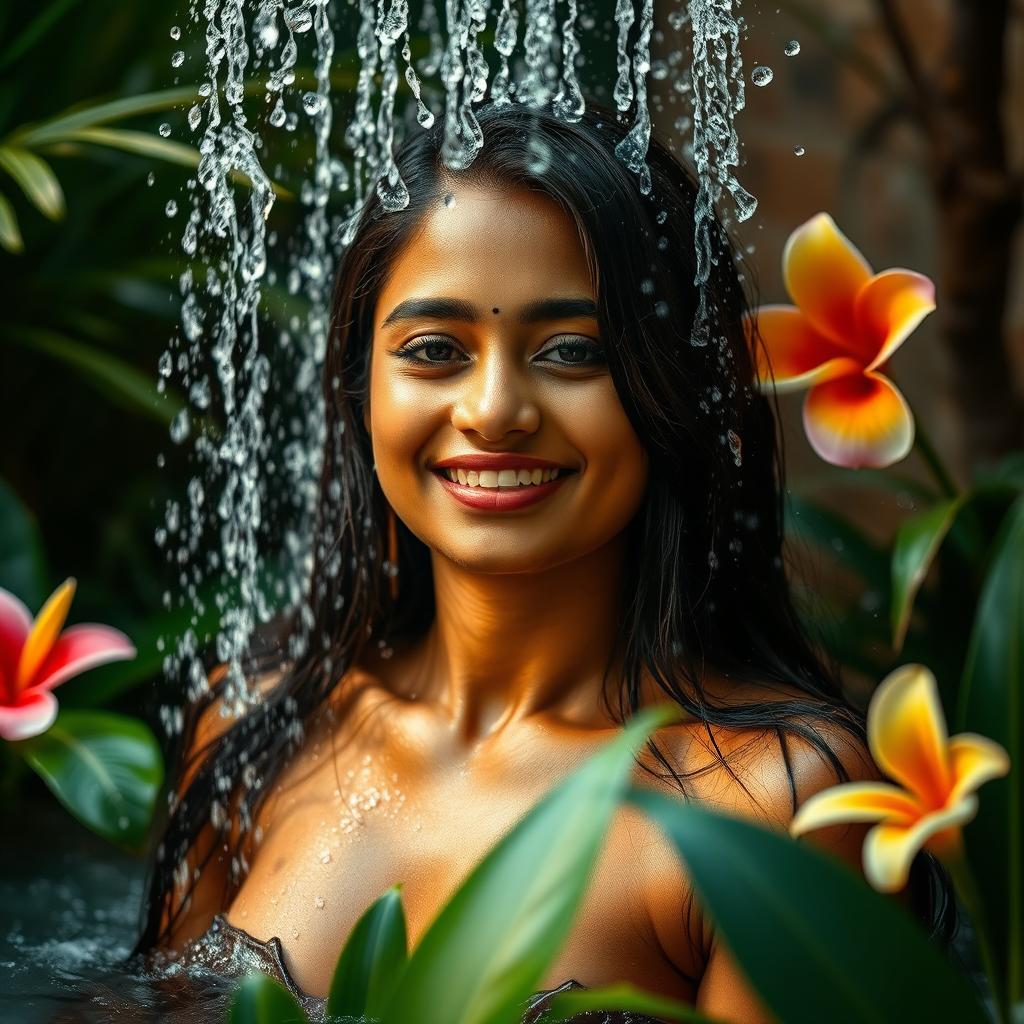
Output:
(171, 51), (185, 68)
(170, 25), (181, 40)
(315, 896), (325, 909)
(158, 123), (172, 138)
(165, 200), (178, 217)
(793, 145), (805, 157)
(751, 66), (773, 87)
(320, 849), (331, 864)
(784, 39), (800, 57)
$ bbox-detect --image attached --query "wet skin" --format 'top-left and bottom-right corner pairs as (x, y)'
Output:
(170, 183), (886, 1023)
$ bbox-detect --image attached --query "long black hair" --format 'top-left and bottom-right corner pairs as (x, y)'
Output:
(137, 100), (955, 953)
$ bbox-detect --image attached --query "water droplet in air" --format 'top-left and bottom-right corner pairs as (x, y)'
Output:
(188, 105), (202, 131)
(793, 145), (805, 157)
(158, 123), (172, 138)
(269, 99), (287, 128)
(146, 172), (155, 186)
(302, 92), (324, 115)
(284, 6), (313, 33)
(118, 816), (130, 830)
(751, 66), (773, 87)
(165, 200), (178, 217)
(784, 39), (800, 57)
(727, 429), (743, 466)
(656, 210), (668, 225)
(169, 25), (181, 40)
(654, 300), (669, 318)
(171, 51), (185, 68)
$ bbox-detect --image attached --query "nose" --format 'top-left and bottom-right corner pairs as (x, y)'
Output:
(449, 347), (540, 442)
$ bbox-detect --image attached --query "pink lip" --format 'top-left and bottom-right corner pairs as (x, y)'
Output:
(432, 470), (573, 511)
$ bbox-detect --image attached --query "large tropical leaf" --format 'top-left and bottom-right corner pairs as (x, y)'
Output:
(0, 478), (47, 608)
(327, 885), (408, 1022)
(629, 790), (988, 1024)
(17, 709), (164, 848)
(545, 983), (722, 1022)
(957, 494), (1024, 1005)
(378, 704), (680, 1024)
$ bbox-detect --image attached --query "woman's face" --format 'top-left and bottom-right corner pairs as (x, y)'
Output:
(366, 181), (649, 573)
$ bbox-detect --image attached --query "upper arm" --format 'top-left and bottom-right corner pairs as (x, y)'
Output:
(644, 716), (896, 1023)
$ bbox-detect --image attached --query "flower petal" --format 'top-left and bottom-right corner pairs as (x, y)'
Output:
(947, 732), (1010, 805)
(0, 688), (58, 741)
(33, 623), (137, 693)
(783, 213), (874, 355)
(802, 371), (915, 469)
(862, 797), (978, 892)
(743, 305), (862, 394)
(0, 588), (33, 701)
(868, 664), (952, 809)
(855, 270), (937, 373)
(16, 577), (76, 693)
(790, 781), (923, 837)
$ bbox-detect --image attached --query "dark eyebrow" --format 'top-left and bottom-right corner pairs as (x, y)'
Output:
(380, 296), (598, 329)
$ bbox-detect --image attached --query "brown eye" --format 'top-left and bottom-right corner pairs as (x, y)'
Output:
(395, 337), (468, 364)
(536, 338), (606, 366)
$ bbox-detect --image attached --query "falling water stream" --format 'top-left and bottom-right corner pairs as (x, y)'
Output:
(158, 0), (756, 730)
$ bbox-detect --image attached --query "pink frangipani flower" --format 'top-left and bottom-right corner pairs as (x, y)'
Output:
(0, 578), (136, 741)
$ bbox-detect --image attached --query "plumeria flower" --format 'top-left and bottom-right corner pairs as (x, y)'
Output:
(790, 663), (1009, 893)
(0, 578), (135, 741)
(742, 212), (936, 469)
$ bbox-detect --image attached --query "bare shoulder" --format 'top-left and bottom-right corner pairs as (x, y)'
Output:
(637, 679), (881, 1008)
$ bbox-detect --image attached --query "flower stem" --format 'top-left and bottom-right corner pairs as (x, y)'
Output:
(946, 850), (1008, 1023)
(913, 420), (959, 499)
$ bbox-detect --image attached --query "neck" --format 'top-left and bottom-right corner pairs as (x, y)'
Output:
(413, 535), (629, 745)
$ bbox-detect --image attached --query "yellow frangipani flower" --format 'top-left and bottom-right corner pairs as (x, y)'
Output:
(789, 663), (1009, 893)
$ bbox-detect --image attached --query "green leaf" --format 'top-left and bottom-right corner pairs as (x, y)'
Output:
(378, 704), (681, 1024)
(48, 128), (293, 199)
(785, 493), (890, 593)
(327, 885), (407, 1022)
(16, 710), (164, 849)
(545, 983), (723, 1023)
(13, 87), (201, 145)
(0, 478), (47, 608)
(957, 493), (1024, 1005)
(227, 973), (308, 1024)
(0, 190), (23, 252)
(890, 496), (963, 652)
(7, 328), (181, 425)
(0, 146), (65, 220)
(628, 789), (988, 1024)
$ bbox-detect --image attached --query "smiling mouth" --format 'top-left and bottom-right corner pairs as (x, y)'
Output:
(431, 467), (578, 489)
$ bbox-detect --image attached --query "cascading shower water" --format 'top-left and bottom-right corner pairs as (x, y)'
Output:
(157, 0), (754, 750)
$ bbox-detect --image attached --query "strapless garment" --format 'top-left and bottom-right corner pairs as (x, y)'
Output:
(176, 914), (669, 1023)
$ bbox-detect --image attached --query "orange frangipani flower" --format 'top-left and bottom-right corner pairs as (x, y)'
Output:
(789, 663), (1009, 893)
(0, 578), (135, 741)
(742, 213), (936, 469)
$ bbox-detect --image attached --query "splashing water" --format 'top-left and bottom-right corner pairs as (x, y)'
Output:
(157, 0), (755, 774)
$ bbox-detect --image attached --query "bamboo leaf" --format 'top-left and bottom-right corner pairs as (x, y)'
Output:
(957, 494), (1024, 1005)
(544, 983), (723, 1023)
(8, 328), (182, 426)
(0, 189), (23, 252)
(327, 886), (408, 1022)
(227, 973), (307, 1024)
(13, 87), (201, 145)
(629, 789), (989, 1024)
(890, 496), (963, 652)
(378, 704), (681, 1024)
(0, 146), (65, 220)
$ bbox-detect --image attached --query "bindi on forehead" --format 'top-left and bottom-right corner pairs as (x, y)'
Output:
(492, 307), (499, 315)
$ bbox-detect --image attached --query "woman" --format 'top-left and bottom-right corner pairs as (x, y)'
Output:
(137, 101), (952, 1022)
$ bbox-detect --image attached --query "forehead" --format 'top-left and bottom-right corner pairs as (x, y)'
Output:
(376, 183), (594, 314)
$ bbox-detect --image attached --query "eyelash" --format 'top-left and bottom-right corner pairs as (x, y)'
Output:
(394, 336), (607, 368)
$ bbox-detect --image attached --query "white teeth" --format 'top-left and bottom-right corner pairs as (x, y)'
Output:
(441, 467), (569, 488)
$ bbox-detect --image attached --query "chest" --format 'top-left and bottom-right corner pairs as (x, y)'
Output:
(224, 726), (700, 999)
